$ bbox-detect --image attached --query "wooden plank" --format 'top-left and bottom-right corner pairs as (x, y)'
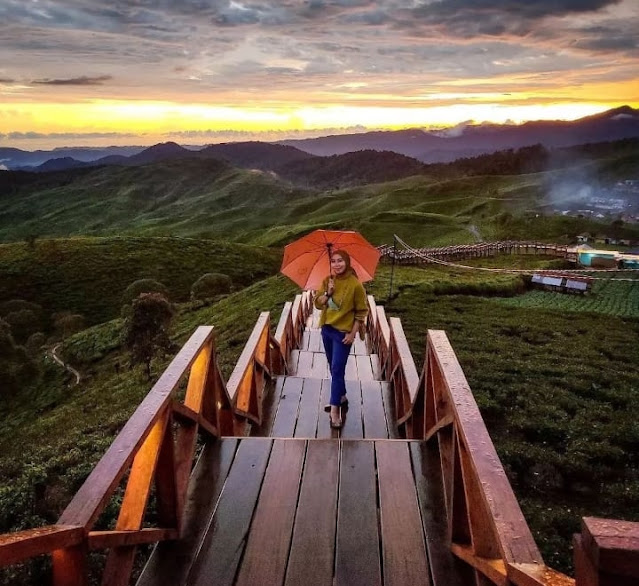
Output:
(451, 544), (507, 586)
(381, 381), (400, 439)
(286, 441), (339, 586)
(310, 330), (323, 352)
(335, 441), (382, 586)
(301, 330), (310, 350)
(52, 543), (88, 586)
(410, 440), (475, 586)
(316, 379), (335, 439)
(339, 381), (363, 439)
(188, 439), (272, 586)
(271, 376), (304, 438)
(376, 441), (430, 586)
(352, 337), (367, 355)
(370, 353), (381, 380)
(345, 354), (358, 380)
(361, 381), (389, 439)
(296, 350), (314, 378)
(389, 318), (419, 405)
(356, 355), (374, 381)
(251, 376), (285, 437)
(0, 525), (83, 567)
(294, 378), (322, 438)
(136, 438), (238, 586)
(88, 528), (177, 550)
(289, 350), (300, 375)
(235, 440), (306, 586)
(310, 351), (328, 379)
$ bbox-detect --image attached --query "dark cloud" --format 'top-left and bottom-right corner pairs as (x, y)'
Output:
(574, 36), (638, 51)
(0, 78), (15, 83)
(411, 0), (624, 37)
(32, 75), (113, 86)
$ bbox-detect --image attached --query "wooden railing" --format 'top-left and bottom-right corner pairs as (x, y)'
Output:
(379, 240), (574, 265)
(0, 326), (234, 585)
(275, 290), (314, 371)
(366, 295), (419, 438)
(226, 312), (284, 431)
(414, 329), (639, 585)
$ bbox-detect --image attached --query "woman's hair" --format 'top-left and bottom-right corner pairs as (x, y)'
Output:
(332, 249), (358, 277)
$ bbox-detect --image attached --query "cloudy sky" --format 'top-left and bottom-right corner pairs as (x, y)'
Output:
(1, 0), (638, 148)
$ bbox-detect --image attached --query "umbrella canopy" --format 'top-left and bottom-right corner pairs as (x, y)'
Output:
(281, 229), (381, 290)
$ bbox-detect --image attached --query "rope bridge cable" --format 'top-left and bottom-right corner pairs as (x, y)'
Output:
(389, 235), (639, 282)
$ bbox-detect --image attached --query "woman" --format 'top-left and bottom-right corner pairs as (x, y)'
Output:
(314, 250), (368, 428)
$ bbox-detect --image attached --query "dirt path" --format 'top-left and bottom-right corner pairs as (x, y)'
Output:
(51, 343), (81, 386)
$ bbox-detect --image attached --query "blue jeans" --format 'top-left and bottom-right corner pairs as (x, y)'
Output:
(321, 325), (352, 406)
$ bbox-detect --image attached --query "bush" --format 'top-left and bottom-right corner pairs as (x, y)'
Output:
(0, 319), (40, 398)
(53, 313), (86, 339)
(121, 279), (169, 307)
(3, 309), (41, 344)
(191, 273), (232, 301)
(0, 299), (42, 318)
(25, 332), (46, 356)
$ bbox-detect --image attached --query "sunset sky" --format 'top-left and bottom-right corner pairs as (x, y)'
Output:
(1, 0), (638, 149)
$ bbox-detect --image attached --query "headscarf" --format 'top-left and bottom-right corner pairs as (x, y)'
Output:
(331, 249), (358, 278)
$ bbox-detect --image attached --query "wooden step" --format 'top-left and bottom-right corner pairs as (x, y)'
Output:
(289, 350), (380, 381)
(249, 376), (398, 439)
(140, 437), (439, 586)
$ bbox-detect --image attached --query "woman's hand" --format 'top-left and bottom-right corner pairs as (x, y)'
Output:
(342, 331), (356, 345)
(327, 277), (335, 296)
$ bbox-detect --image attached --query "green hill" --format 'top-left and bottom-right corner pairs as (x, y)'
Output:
(2, 139), (638, 247)
(0, 236), (280, 324)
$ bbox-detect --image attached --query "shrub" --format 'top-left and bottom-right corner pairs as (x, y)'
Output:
(25, 332), (46, 356)
(0, 299), (42, 318)
(121, 279), (170, 307)
(2, 309), (41, 344)
(190, 273), (232, 301)
(53, 313), (86, 339)
(0, 319), (40, 398)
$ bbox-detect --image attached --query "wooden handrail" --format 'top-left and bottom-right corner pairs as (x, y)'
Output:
(418, 329), (575, 586)
(366, 296), (420, 437)
(0, 326), (234, 586)
(226, 311), (285, 426)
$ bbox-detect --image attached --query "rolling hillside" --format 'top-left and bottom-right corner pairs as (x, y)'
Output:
(2, 139), (638, 248)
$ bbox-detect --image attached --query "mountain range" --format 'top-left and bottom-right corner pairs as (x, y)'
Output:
(1, 106), (638, 173)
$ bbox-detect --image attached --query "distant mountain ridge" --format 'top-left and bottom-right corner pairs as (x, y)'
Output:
(1, 106), (638, 173)
(278, 106), (639, 162)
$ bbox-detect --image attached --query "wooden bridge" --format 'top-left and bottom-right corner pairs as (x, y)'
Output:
(1, 293), (638, 585)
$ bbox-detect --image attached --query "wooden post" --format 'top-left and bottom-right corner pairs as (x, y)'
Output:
(574, 517), (639, 586)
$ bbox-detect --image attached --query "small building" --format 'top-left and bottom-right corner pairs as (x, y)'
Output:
(576, 233), (591, 243)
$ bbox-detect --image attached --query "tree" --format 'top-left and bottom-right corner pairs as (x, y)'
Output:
(0, 319), (39, 399)
(121, 279), (170, 317)
(190, 272), (232, 301)
(123, 293), (174, 379)
(3, 309), (41, 345)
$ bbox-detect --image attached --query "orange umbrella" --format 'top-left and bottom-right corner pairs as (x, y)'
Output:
(281, 229), (381, 290)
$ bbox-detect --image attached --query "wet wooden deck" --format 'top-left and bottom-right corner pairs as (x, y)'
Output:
(138, 437), (469, 586)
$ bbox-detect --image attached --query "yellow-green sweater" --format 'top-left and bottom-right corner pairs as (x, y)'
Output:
(314, 272), (368, 332)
